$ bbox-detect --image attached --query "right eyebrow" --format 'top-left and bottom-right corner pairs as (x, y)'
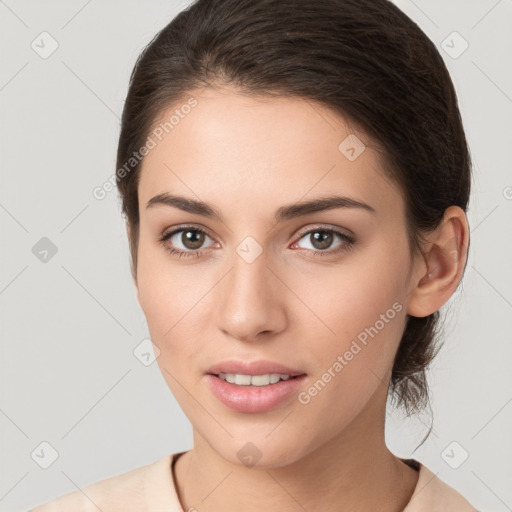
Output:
(146, 193), (224, 221)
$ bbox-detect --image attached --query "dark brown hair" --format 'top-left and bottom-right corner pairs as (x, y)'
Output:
(116, 0), (472, 421)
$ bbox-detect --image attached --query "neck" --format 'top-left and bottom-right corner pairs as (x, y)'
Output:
(173, 389), (419, 511)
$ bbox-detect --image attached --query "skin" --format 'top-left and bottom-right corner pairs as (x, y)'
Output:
(133, 85), (469, 511)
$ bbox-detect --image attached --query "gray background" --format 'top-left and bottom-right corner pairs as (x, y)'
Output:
(0, 0), (510, 510)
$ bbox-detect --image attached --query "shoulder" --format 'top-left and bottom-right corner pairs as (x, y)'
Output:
(28, 454), (175, 512)
(404, 461), (479, 512)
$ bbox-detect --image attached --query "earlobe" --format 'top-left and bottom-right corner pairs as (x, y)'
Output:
(407, 206), (469, 318)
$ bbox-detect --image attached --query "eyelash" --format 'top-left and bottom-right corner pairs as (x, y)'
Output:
(158, 225), (355, 259)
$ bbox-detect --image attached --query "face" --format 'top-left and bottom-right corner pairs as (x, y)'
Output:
(135, 85), (421, 467)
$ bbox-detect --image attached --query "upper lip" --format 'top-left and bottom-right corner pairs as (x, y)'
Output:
(206, 359), (306, 377)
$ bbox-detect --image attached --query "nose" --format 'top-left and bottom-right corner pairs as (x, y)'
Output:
(214, 245), (288, 343)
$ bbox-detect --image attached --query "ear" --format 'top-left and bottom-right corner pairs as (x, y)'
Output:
(407, 206), (470, 318)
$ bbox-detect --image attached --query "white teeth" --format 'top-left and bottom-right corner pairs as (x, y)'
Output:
(218, 373), (293, 386)
(251, 374), (272, 386)
(269, 374), (281, 384)
(235, 374), (252, 385)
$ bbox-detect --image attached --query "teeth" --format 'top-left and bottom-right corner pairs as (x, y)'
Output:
(224, 373), (236, 384)
(235, 374), (251, 385)
(218, 373), (293, 386)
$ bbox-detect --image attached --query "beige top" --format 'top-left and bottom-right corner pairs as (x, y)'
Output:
(28, 452), (478, 511)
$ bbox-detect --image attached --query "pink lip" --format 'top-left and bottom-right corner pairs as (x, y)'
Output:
(206, 359), (305, 377)
(205, 359), (307, 413)
(206, 374), (307, 413)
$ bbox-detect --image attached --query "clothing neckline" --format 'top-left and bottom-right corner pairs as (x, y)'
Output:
(166, 452), (476, 510)
(169, 451), (422, 506)
(171, 450), (421, 473)
(170, 449), (184, 489)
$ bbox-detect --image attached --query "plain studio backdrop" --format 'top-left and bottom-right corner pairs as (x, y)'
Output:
(0, 1), (511, 510)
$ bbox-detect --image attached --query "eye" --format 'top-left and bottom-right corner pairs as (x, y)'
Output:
(292, 227), (355, 256)
(159, 225), (355, 259)
(158, 226), (216, 258)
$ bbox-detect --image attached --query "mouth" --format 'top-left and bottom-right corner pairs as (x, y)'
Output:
(206, 359), (306, 380)
(205, 360), (307, 412)
(209, 372), (305, 387)
(205, 362), (308, 413)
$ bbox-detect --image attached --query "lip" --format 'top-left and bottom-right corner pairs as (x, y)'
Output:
(206, 359), (306, 377)
(205, 360), (307, 413)
(206, 374), (307, 413)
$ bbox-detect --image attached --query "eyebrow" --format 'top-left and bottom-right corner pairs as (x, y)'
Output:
(145, 192), (376, 222)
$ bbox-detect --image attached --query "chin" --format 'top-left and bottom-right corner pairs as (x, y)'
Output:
(204, 430), (312, 469)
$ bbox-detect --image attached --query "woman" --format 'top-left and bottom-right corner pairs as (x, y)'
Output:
(30, 0), (478, 509)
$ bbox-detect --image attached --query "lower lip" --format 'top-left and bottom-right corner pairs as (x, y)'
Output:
(205, 374), (307, 413)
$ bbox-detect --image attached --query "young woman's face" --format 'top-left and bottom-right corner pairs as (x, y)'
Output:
(136, 86), (422, 467)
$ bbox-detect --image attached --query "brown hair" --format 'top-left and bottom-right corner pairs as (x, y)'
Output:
(116, 0), (472, 421)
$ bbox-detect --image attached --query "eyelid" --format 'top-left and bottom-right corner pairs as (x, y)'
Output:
(161, 223), (216, 241)
(294, 223), (355, 239)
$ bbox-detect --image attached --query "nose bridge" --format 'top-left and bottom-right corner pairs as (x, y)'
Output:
(214, 237), (286, 340)
(231, 241), (271, 297)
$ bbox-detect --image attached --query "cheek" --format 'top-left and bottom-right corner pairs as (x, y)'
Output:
(290, 239), (409, 407)
(136, 233), (197, 334)
(136, 238), (216, 378)
(291, 237), (409, 351)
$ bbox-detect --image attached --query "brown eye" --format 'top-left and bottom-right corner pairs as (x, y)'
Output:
(295, 228), (353, 254)
(309, 231), (334, 250)
(159, 226), (215, 258)
(179, 229), (206, 250)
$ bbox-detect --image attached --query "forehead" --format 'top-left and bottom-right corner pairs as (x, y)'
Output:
(138, 86), (403, 220)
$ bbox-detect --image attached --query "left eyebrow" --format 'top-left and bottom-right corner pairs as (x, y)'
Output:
(145, 193), (376, 222)
(274, 195), (376, 221)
